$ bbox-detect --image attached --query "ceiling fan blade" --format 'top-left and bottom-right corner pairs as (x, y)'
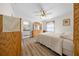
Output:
(46, 12), (53, 15)
(34, 9), (41, 13)
(46, 6), (54, 11)
(34, 14), (41, 16)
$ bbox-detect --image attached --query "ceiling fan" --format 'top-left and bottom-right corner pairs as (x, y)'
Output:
(34, 4), (52, 19)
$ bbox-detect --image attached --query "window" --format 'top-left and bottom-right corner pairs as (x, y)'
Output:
(47, 22), (55, 32)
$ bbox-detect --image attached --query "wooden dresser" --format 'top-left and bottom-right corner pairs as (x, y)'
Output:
(32, 30), (43, 37)
(32, 22), (43, 37)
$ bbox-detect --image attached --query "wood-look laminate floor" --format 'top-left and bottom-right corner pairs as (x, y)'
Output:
(21, 38), (59, 56)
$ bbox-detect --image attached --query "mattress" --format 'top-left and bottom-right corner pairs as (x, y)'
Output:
(60, 33), (73, 40)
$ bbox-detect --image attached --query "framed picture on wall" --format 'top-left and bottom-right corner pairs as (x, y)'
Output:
(63, 19), (70, 26)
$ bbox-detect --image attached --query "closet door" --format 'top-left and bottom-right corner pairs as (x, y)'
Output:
(74, 3), (79, 56)
(0, 15), (21, 56)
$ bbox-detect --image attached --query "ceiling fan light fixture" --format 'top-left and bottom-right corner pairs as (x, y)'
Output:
(40, 15), (46, 19)
(40, 13), (48, 19)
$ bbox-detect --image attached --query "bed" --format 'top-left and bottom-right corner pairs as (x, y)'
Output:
(61, 33), (73, 56)
(35, 32), (73, 56)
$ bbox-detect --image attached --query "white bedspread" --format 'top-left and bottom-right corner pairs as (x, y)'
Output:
(35, 32), (73, 56)
(36, 32), (63, 55)
(63, 39), (73, 56)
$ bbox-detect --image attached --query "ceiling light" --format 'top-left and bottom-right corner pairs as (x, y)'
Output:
(40, 16), (46, 19)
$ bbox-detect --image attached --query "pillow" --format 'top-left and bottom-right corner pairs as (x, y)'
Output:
(61, 34), (73, 40)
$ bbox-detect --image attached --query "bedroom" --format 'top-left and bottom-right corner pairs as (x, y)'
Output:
(21, 3), (73, 56)
(0, 3), (79, 56)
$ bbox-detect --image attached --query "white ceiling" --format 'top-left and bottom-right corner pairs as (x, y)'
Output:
(11, 3), (73, 22)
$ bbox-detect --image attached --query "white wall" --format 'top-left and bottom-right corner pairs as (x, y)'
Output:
(51, 12), (73, 34)
(0, 3), (14, 16)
